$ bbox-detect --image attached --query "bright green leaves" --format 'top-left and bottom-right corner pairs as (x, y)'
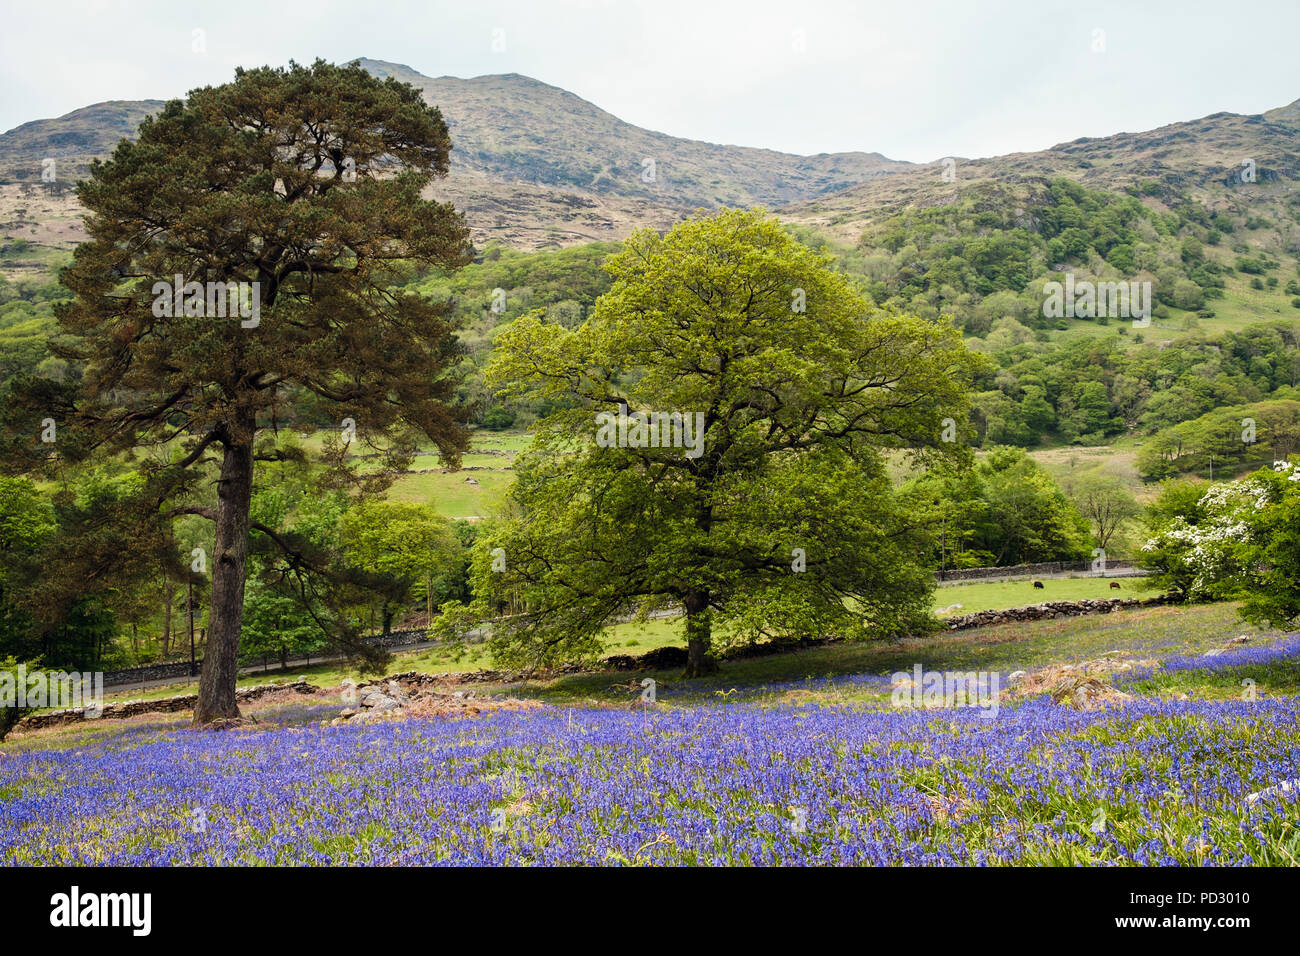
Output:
(451, 209), (983, 669)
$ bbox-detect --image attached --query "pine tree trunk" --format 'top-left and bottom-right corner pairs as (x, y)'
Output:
(193, 429), (254, 724)
(683, 590), (716, 677)
(161, 590), (173, 657)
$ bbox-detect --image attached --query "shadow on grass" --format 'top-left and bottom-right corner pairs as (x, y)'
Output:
(510, 602), (1287, 707)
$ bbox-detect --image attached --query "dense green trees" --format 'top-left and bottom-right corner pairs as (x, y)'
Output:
(1236, 462), (1300, 629)
(854, 178), (1235, 334)
(1, 80), (1296, 679)
(239, 586), (325, 670)
(413, 242), (618, 426)
(339, 500), (461, 633)
(961, 324), (1300, 451)
(0, 477), (53, 660)
(6, 208), (1300, 461)
(1136, 399), (1300, 479)
(0, 657), (32, 741)
(904, 448), (1092, 568)
(0, 470), (162, 670)
(1138, 477), (1249, 602)
(1138, 463), (1300, 625)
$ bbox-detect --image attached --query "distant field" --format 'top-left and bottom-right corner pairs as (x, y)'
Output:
(471, 431), (532, 453)
(934, 575), (1152, 614)
(1027, 442), (1147, 498)
(387, 468), (512, 518)
(359, 428), (528, 518)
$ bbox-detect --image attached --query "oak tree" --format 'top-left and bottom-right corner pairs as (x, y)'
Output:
(446, 209), (981, 676)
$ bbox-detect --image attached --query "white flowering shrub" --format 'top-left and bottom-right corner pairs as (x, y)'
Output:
(1140, 476), (1262, 599)
(1141, 459), (1300, 615)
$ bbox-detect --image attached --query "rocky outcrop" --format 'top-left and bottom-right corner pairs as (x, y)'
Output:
(1005, 656), (1159, 711)
(329, 673), (541, 726)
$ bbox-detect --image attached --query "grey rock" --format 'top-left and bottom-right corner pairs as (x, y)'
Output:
(1245, 779), (1300, 806)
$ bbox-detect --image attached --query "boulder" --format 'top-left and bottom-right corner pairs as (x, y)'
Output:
(1245, 779), (1300, 807)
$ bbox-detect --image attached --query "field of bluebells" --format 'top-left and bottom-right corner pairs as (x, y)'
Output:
(1120, 634), (1300, 683)
(3, 689), (1299, 865)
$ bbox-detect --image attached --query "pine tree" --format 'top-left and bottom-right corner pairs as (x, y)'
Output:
(20, 60), (473, 722)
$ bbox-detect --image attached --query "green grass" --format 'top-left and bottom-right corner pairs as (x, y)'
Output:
(513, 601), (1284, 707)
(33, 600), (1295, 768)
(93, 581), (1284, 727)
(934, 575), (1152, 614)
(470, 431), (532, 453)
(386, 469), (512, 517)
(102, 575), (1148, 704)
(359, 428), (526, 518)
(1033, 263), (1300, 346)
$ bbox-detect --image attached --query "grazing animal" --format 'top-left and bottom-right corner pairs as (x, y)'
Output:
(1032, 580), (1044, 589)
(1109, 581), (1121, 590)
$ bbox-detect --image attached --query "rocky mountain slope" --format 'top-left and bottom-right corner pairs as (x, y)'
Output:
(1, 58), (1297, 256)
(781, 102), (1300, 248)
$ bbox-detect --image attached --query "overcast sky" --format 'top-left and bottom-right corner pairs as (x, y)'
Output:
(3, 0), (1297, 163)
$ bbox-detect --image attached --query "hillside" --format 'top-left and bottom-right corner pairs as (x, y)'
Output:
(782, 102), (1300, 248)
(0, 99), (164, 183)
(2, 60), (1298, 258)
(357, 59), (906, 206)
(2, 59), (1298, 281)
(0, 58), (907, 252)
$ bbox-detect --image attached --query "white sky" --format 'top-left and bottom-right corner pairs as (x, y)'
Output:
(2, 0), (1297, 163)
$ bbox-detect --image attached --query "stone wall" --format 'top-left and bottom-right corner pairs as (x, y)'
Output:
(96, 596), (1170, 693)
(935, 559), (1141, 584)
(102, 660), (198, 687)
(103, 628), (435, 689)
(943, 596), (1168, 631)
(16, 680), (317, 731)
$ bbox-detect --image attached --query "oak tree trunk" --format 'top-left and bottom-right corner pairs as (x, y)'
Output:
(683, 590), (717, 677)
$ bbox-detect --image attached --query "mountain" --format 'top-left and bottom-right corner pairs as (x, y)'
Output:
(355, 58), (911, 248)
(0, 58), (908, 252)
(0, 100), (164, 183)
(782, 102), (1300, 245)
(1, 58), (1298, 260)
(355, 59), (905, 208)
